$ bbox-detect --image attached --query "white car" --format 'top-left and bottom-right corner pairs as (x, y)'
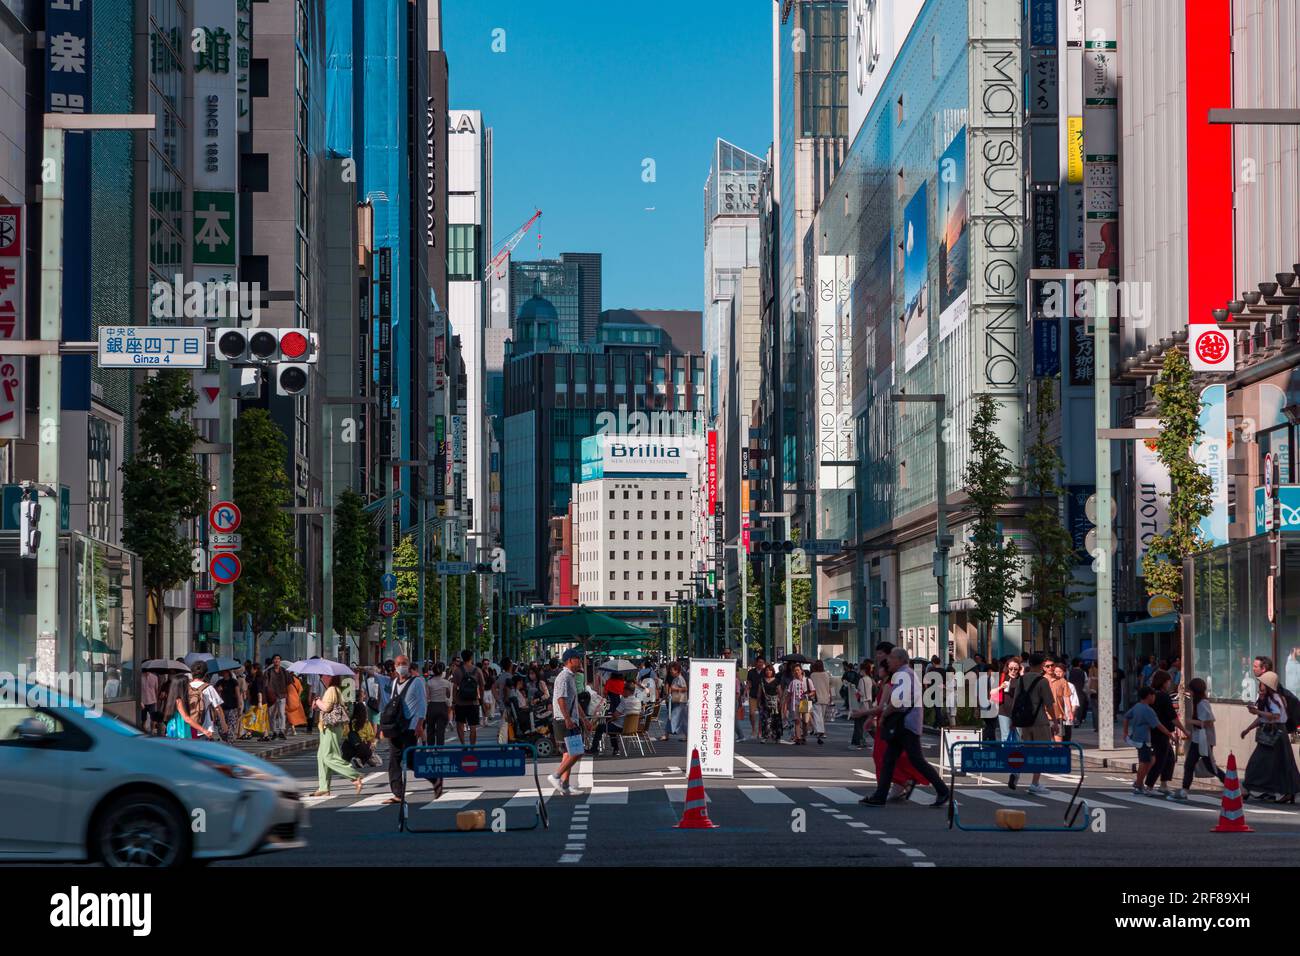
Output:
(0, 687), (306, 866)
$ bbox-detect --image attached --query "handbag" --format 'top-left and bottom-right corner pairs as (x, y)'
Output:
(1256, 723), (1284, 748)
(165, 710), (191, 739)
(240, 703), (269, 736)
(322, 702), (349, 727)
(881, 711), (907, 744)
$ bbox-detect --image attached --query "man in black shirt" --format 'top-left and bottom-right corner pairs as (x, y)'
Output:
(746, 656), (766, 740)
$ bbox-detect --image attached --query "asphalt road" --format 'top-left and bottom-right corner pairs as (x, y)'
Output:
(216, 715), (1300, 868)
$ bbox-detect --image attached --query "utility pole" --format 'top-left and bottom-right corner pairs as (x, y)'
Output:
(34, 113), (154, 669)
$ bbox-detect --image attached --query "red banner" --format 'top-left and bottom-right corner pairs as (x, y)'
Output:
(707, 430), (717, 516)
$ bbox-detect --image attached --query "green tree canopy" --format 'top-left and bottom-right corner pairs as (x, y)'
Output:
(333, 487), (378, 637)
(963, 393), (1021, 655)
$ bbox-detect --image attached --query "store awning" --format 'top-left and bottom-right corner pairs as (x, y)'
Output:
(1126, 612), (1179, 634)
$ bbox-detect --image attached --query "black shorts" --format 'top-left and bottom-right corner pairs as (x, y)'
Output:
(455, 704), (480, 726)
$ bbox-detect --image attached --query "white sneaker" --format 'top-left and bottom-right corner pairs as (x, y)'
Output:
(1027, 783), (1051, 795)
(546, 773), (564, 793)
(1131, 784), (1146, 795)
(1168, 789), (1189, 801)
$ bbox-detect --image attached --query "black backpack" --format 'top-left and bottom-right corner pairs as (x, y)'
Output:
(457, 667), (480, 703)
(1011, 674), (1045, 728)
(1281, 687), (1300, 735)
(379, 677), (412, 738)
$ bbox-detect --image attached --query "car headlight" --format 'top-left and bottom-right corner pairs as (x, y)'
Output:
(181, 752), (279, 783)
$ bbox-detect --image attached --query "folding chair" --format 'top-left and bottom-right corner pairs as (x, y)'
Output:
(612, 713), (644, 757)
(640, 705), (658, 755)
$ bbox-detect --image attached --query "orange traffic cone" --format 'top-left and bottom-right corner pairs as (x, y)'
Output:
(1211, 752), (1252, 833)
(674, 748), (718, 829)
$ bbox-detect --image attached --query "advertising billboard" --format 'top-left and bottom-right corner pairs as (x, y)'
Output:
(1133, 418), (1170, 577)
(937, 128), (969, 343)
(1194, 385), (1229, 547)
(580, 433), (701, 482)
(0, 205), (23, 439)
(901, 183), (928, 374)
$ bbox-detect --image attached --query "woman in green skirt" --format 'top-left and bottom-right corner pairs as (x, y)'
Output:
(311, 674), (365, 797)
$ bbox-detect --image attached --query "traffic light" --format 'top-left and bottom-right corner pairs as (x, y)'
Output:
(214, 327), (317, 364)
(19, 489), (39, 559)
(754, 539), (795, 555)
(828, 605), (842, 632)
(275, 362), (309, 396)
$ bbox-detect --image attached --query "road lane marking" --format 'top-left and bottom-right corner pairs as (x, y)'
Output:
(900, 848), (926, 858)
(341, 793), (397, 812)
(505, 788), (544, 807)
(1031, 789), (1126, 810)
(1101, 791), (1216, 812)
(879, 837), (905, 845)
(664, 785), (711, 803)
(735, 754), (777, 778)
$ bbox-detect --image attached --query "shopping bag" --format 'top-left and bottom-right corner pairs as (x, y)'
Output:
(241, 703), (269, 736)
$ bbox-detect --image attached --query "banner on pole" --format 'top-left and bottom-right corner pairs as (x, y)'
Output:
(687, 657), (735, 778)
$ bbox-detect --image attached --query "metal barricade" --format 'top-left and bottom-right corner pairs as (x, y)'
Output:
(946, 740), (1089, 832)
(399, 743), (549, 833)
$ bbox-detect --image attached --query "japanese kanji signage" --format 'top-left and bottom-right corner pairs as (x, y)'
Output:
(46, 0), (93, 413)
(1189, 322), (1235, 373)
(97, 327), (207, 368)
(192, 191), (236, 266)
(687, 658), (735, 778)
(236, 0), (252, 133)
(0, 205), (22, 439)
(192, 0), (237, 192)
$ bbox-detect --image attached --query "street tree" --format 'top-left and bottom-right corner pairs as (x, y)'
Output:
(233, 408), (305, 656)
(122, 370), (207, 655)
(963, 392), (1021, 657)
(1020, 379), (1088, 651)
(332, 487), (378, 640)
(1142, 348), (1213, 605)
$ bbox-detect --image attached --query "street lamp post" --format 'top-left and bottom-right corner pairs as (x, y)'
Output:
(889, 393), (951, 668)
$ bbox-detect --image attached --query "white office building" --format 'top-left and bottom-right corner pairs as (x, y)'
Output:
(447, 108), (490, 555)
(573, 434), (705, 607)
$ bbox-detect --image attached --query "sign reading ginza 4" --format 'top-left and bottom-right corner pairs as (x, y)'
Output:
(0, 206), (23, 439)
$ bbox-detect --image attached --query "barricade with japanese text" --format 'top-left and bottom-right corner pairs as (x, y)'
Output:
(946, 740), (1089, 832)
(399, 743), (548, 833)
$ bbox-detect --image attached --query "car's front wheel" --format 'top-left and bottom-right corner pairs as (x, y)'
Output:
(93, 792), (191, 867)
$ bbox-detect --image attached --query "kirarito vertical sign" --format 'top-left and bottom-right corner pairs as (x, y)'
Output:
(688, 658), (735, 777)
(0, 206), (22, 439)
(1194, 385), (1230, 547)
(47, 0), (92, 411)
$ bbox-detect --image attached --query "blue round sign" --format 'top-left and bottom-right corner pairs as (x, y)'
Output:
(210, 552), (241, 586)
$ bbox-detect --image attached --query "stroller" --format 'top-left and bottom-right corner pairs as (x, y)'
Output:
(507, 697), (558, 757)
(761, 694), (783, 743)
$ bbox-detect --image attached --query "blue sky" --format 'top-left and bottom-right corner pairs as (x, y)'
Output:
(442, 0), (771, 312)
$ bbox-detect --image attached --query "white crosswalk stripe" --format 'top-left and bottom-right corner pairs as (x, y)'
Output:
(956, 789), (1042, 808)
(417, 790), (483, 810)
(341, 793), (397, 812)
(1101, 791), (1216, 813)
(740, 785), (795, 804)
(811, 786), (864, 804)
(1032, 789), (1127, 810)
(586, 786), (630, 805)
(664, 784), (711, 803)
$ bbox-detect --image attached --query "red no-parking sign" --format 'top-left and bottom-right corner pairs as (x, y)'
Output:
(210, 551), (242, 586)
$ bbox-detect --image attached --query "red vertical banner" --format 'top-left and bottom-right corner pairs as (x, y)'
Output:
(707, 430), (718, 516)
(0, 205), (23, 439)
(1184, 0), (1234, 329)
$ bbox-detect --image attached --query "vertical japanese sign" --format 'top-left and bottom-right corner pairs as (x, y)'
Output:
(236, 0), (253, 133)
(706, 429), (717, 516)
(192, 0), (239, 315)
(377, 248), (393, 462)
(1133, 418), (1170, 576)
(1082, 1), (1118, 273)
(46, 0), (92, 411)
(1194, 385), (1229, 547)
(0, 206), (23, 438)
(688, 658), (735, 777)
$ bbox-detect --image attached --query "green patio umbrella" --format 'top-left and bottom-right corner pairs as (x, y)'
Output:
(519, 605), (651, 644)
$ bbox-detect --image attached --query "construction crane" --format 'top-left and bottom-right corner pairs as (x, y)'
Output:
(484, 208), (543, 281)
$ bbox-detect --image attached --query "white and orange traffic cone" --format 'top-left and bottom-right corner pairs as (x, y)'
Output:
(1211, 752), (1252, 833)
(674, 748), (718, 829)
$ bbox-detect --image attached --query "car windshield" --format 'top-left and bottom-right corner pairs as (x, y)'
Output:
(15, 682), (143, 737)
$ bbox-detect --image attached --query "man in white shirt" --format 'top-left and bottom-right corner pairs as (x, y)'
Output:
(860, 648), (949, 807)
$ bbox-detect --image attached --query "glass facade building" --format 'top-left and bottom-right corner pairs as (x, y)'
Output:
(510, 259), (581, 350)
